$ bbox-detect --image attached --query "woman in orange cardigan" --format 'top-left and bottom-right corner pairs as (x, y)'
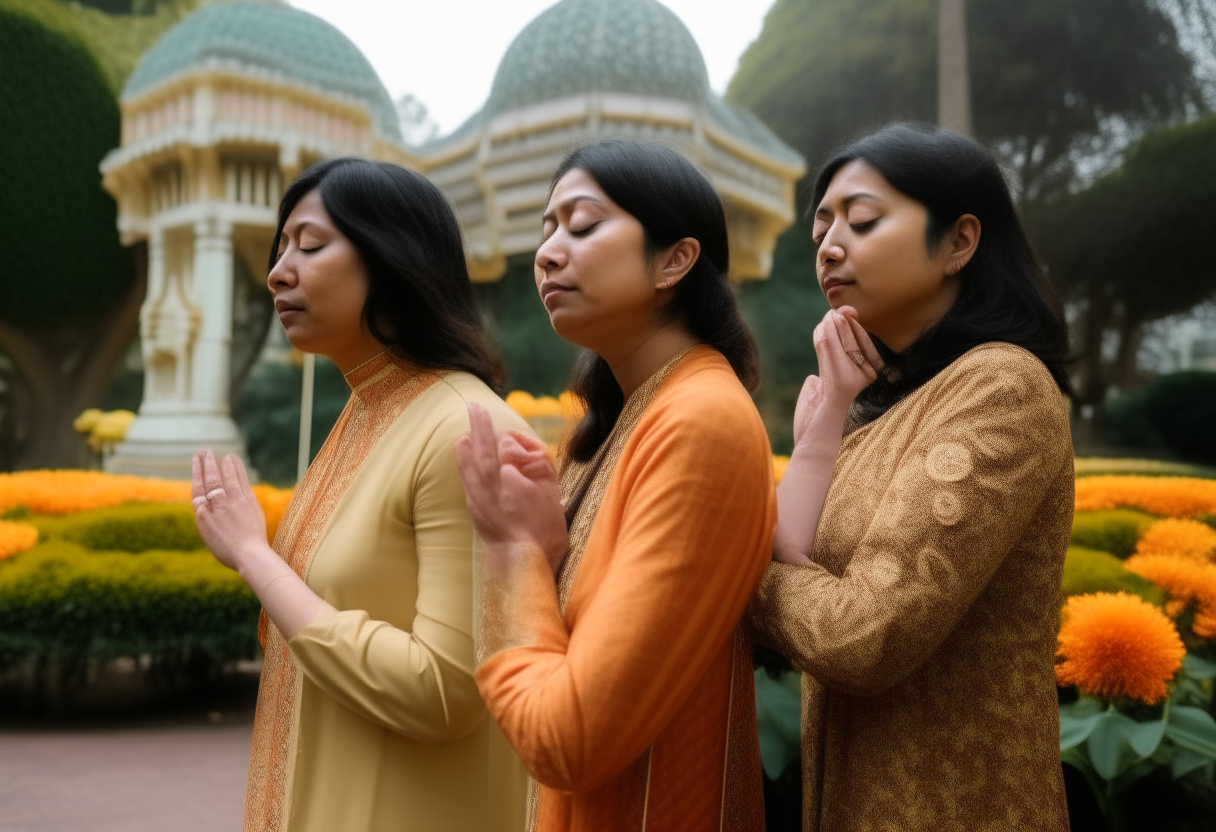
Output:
(456, 140), (776, 832)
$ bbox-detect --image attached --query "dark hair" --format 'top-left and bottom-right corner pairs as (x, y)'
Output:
(810, 123), (1072, 423)
(271, 157), (504, 391)
(553, 140), (762, 462)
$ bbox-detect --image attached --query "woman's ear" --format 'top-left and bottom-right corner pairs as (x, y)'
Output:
(945, 214), (981, 277)
(654, 237), (701, 290)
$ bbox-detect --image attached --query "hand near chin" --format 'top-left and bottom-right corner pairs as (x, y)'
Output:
(455, 403), (569, 576)
(812, 306), (884, 407)
(191, 451), (269, 573)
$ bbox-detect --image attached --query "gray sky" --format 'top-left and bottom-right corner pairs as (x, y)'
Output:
(289, 0), (775, 134)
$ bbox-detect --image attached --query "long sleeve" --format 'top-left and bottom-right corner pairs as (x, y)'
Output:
(750, 349), (1071, 696)
(475, 392), (776, 793)
(287, 408), (490, 744)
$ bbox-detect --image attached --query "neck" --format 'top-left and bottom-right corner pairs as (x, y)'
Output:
(599, 322), (699, 400)
(327, 338), (389, 376)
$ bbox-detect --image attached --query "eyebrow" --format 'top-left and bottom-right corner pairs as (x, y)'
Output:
(541, 194), (606, 224)
(814, 191), (882, 217)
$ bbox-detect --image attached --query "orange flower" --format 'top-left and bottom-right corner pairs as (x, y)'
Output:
(252, 484), (294, 543)
(0, 520), (39, 559)
(1075, 476), (1216, 517)
(0, 470), (190, 515)
(772, 455), (789, 485)
(1134, 518), (1216, 562)
(1126, 553), (1216, 639)
(1056, 591), (1185, 704)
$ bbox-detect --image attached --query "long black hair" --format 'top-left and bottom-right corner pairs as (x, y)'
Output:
(810, 123), (1072, 423)
(555, 140), (761, 462)
(271, 157), (504, 391)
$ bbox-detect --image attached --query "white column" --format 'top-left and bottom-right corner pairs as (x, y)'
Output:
(191, 217), (234, 414)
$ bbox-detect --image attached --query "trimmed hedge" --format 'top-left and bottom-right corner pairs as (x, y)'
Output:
(30, 502), (202, 552)
(1061, 545), (1166, 607)
(0, 542), (258, 667)
(1070, 509), (1158, 558)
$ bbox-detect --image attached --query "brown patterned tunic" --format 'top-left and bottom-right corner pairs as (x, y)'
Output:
(749, 343), (1073, 832)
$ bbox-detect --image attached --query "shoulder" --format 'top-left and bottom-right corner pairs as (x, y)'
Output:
(421, 372), (531, 444)
(644, 349), (768, 450)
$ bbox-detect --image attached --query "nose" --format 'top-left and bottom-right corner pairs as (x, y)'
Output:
(816, 225), (845, 271)
(535, 232), (567, 274)
(267, 249), (297, 293)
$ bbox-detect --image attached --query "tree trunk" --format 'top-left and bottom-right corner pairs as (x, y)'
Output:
(938, 0), (974, 136)
(0, 244), (147, 470)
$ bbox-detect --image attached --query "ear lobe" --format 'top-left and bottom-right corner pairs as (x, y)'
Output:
(656, 237), (702, 291)
(948, 214), (981, 275)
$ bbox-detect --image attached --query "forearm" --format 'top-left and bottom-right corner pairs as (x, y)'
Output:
(237, 542), (324, 640)
(773, 397), (851, 562)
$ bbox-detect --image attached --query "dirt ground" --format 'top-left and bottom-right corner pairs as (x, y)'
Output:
(0, 711), (252, 832)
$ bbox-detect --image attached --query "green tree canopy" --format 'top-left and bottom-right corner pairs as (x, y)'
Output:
(1035, 114), (1216, 405)
(729, 0), (1198, 200)
(0, 0), (128, 327)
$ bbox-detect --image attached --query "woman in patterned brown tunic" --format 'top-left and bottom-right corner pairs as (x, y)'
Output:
(749, 124), (1076, 831)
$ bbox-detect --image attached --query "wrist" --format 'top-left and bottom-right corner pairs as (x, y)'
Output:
(234, 541), (279, 583)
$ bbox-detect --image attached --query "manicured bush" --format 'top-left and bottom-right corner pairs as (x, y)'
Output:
(1061, 546), (1166, 607)
(30, 502), (202, 552)
(0, 542), (259, 668)
(1070, 509), (1158, 558)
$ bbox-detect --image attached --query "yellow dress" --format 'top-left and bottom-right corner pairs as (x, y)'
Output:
(749, 343), (1073, 832)
(243, 352), (529, 832)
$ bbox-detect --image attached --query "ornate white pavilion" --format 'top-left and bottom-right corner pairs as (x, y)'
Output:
(100, 0), (803, 478)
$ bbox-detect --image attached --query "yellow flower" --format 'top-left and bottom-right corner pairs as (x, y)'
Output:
(1056, 591), (1185, 705)
(73, 409), (104, 435)
(0, 520), (39, 559)
(1134, 518), (1216, 562)
(772, 455), (789, 485)
(1075, 476), (1216, 517)
(1126, 553), (1216, 639)
(91, 410), (137, 444)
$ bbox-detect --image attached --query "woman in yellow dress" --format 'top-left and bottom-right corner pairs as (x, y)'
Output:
(191, 158), (528, 832)
(749, 124), (1075, 831)
(455, 140), (777, 832)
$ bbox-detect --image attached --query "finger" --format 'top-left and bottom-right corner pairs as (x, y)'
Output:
(230, 454), (253, 493)
(466, 403), (502, 491)
(202, 451), (225, 496)
(221, 454), (249, 499)
(504, 429), (549, 455)
(831, 312), (873, 378)
(191, 452), (205, 502)
(844, 315), (884, 371)
(500, 434), (548, 468)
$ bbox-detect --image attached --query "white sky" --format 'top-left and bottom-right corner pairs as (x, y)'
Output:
(288, 0), (775, 135)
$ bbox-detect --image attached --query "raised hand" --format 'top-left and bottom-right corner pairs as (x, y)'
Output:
(191, 450), (268, 572)
(811, 306), (883, 410)
(455, 403), (569, 575)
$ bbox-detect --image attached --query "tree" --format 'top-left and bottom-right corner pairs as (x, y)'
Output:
(937, 0), (972, 135)
(728, 0), (1197, 200)
(0, 0), (143, 469)
(1034, 115), (1216, 426)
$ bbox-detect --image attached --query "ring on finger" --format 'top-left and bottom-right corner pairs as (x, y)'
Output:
(845, 349), (867, 369)
(206, 487), (225, 500)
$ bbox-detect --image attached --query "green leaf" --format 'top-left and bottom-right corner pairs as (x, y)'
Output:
(1165, 706), (1216, 759)
(1125, 718), (1167, 758)
(1061, 711), (1104, 751)
(1183, 654), (1216, 681)
(754, 669), (801, 780)
(1171, 747), (1212, 779)
(1087, 711), (1142, 780)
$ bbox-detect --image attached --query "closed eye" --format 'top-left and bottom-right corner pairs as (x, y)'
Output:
(571, 221), (600, 237)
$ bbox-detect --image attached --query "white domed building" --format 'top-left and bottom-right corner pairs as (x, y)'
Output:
(417, 0), (805, 281)
(99, 0), (803, 477)
(100, 2), (414, 477)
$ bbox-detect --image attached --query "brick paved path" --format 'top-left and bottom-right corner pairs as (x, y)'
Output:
(0, 714), (251, 832)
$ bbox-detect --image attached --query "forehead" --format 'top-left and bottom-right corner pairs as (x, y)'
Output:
(284, 189), (331, 229)
(547, 168), (610, 210)
(818, 160), (893, 207)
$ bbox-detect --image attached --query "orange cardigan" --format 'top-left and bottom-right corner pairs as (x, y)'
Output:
(476, 348), (777, 832)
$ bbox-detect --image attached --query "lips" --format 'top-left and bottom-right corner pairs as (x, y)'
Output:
(274, 298), (305, 314)
(822, 276), (853, 292)
(539, 280), (573, 309)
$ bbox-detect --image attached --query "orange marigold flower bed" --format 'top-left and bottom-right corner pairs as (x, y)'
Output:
(1134, 518), (1216, 562)
(0, 470), (191, 515)
(773, 455), (789, 485)
(253, 484), (293, 543)
(0, 520), (39, 559)
(1074, 476), (1216, 517)
(1126, 553), (1216, 639)
(1056, 591), (1186, 704)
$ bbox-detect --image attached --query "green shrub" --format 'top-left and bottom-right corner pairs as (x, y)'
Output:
(1061, 546), (1165, 607)
(0, 542), (258, 667)
(1144, 371), (1216, 465)
(1070, 509), (1158, 558)
(29, 502), (203, 552)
